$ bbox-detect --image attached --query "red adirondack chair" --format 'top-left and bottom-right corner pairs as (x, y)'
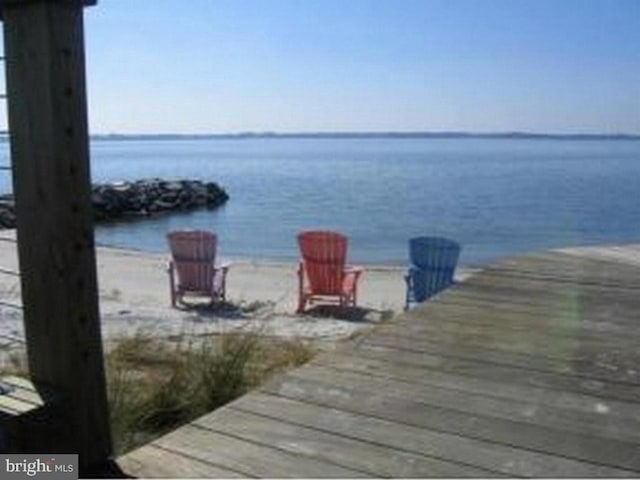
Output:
(296, 230), (364, 313)
(166, 230), (230, 307)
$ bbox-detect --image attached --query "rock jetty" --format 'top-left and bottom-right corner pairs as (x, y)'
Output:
(0, 178), (229, 228)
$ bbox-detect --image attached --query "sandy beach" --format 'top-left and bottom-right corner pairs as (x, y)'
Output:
(0, 229), (478, 364)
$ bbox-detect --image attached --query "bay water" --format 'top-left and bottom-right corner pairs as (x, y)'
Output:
(3, 137), (639, 267)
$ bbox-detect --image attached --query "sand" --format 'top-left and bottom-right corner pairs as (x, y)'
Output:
(0, 229), (479, 363)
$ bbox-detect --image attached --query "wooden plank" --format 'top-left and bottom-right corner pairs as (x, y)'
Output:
(445, 279), (640, 311)
(1, 387), (43, 408)
(281, 364), (640, 444)
(2, 0), (112, 470)
(530, 249), (640, 272)
(311, 353), (640, 418)
(436, 276), (638, 301)
(0, 376), (43, 406)
(0, 394), (38, 415)
(408, 299), (640, 338)
(560, 246), (640, 266)
(2, 375), (37, 391)
(150, 424), (369, 478)
(232, 392), (636, 477)
(193, 406), (497, 478)
(480, 254), (640, 287)
(468, 255), (640, 283)
(386, 311), (640, 352)
(368, 323), (640, 371)
(452, 285), (640, 316)
(476, 269), (640, 290)
(415, 308), (640, 341)
(398, 295), (640, 335)
(0, 0), (97, 7)
(322, 348), (640, 403)
(443, 273), (640, 307)
(363, 334), (640, 385)
(259, 372), (640, 472)
(118, 444), (248, 479)
(363, 329), (640, 402)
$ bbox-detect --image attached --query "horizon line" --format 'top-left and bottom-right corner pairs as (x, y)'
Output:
(89, 130), (640, 140)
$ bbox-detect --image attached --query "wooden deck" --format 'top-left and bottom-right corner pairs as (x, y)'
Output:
(118, 245), (640, 478)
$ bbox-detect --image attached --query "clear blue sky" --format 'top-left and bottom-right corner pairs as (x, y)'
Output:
(83, 0), (640, 134)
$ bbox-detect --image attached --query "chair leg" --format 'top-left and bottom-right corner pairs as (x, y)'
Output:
(169, 263), (177, 307)
(219, 267), (229, 302)
(297, 289), (308, 313)
(404, 273), (411, 311)
(296, 295), (306, 314)
(296, 263), (306, 313)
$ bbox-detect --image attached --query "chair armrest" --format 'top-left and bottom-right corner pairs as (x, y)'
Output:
(405, 265), (425, 287)
(343, 265), (364, 286)
(216, 261), (232, 271)
(345, 265), (364, 275)
(344, 266), (364, 286)
(407, 264), (424, 274)
(342, 265), (363, 297)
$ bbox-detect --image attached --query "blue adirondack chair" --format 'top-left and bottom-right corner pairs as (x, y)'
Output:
(405, 236), (461, 309)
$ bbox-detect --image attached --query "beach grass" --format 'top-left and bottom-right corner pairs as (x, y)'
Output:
(0, 329), (315, 455)
(105, 331), (315, 455)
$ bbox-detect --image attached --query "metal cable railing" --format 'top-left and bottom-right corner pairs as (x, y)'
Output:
(0, 51), (23, 317)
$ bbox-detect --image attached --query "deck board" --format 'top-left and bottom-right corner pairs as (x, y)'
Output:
(280, 364), (640, 443)
(151, 424), (370, 478)
(118, 244), (640, 477)
(193, 407), (497, 478)
(229, 394), (634, 478)
(259, 372), (640, 472)
(0, 375), (42, 416)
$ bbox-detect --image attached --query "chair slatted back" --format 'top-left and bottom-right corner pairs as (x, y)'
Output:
(167, 230), (217, 291)
(298, 231), (347, 295)
(408, 236), (460, 302)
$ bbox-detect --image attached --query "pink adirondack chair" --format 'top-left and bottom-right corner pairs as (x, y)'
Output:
(296, 230), (364, 313)
(167, 230), (230, 307)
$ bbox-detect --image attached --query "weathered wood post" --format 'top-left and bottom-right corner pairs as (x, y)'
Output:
(0, 0), (113, 473)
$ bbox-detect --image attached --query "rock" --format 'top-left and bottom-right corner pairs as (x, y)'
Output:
(0, 178), (229, 229)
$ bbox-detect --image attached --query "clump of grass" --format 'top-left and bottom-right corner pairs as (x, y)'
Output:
(197, 333), (262, 410)
(106, 360), (148, 453)
(106, 331), (315, 455)
(0, 331), (315, 456)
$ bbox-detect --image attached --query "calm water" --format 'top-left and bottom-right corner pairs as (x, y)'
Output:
(3, 138), (639, 266)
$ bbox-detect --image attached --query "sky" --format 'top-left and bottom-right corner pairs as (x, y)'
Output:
(82, 0), (640, 134)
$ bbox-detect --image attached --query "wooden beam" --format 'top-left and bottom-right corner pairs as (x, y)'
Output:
(1, 0), (113, 473)
(0, 0), (96, 7)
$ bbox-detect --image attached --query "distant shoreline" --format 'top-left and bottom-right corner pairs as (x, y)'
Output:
(88, 132), (640, 142)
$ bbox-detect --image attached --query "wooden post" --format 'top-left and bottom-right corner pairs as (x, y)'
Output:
(0, 0), (113, 473)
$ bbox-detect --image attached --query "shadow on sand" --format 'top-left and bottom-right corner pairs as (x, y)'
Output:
(171, 300), (264, 320)
(171, 299), (395, 324)
(302, 304), (393, 323)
